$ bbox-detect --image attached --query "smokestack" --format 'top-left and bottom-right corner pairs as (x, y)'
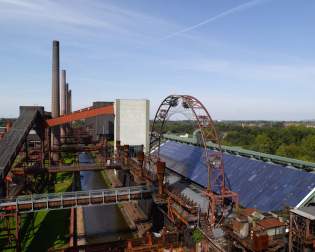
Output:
(51, 40), (60, 162)
(60, 70), (66, 142)
(65, 83), (69, 134)
(65, 83), (69, 114)
(60, 70), (66, 116)
(52, 40), (60, 118)
(69, 89), (72, 113)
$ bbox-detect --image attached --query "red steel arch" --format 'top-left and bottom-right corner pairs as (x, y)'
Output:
(149, 95), (238, 226)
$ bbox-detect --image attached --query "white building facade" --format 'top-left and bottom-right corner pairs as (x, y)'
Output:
(114, 99), (150, 152)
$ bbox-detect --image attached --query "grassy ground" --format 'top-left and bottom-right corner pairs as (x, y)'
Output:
(61, 152), (76, 165)
(55, 172), (73, 192)
(21, 172), (73, 251)
(100, 170), (112, 187)
(0, 171), (74, 252)
(21, 210), (70, 252)
(0, 217), (17, 251)
(0, 209), (70, 252)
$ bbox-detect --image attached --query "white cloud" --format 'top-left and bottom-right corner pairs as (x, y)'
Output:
(160, 0), (271, 41)
(162, 59), (315, 83)
(0, 0), (181, 42)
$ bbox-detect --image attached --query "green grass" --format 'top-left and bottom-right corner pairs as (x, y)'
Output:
(192, 229), (204, 244)
(55, 172), (73, 193)
(63, 157), (75, 164)
(0, 216), (17, 252)
(0, 209), (71, 252)
(21, 210), (70, 252)
(61, 152), (76, 165)
(1, 155), (76, 251)
(100, 170), (111, 187)
(21, 173), (73, 251)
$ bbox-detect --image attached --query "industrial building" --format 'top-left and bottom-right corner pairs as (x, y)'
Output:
(85, 101), (114, 141)
(159, 137), (315, 212)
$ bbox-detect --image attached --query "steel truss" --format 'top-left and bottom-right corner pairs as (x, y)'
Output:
(149, 95), (238, 227)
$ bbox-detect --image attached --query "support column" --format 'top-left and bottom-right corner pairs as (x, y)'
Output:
(123, 145), (129, 166)
(137, 151), (144, 178)
(289, 212), (293, 252)
(41, 129), (45, 168)
(156, 160), (166, 197)
(116, 140), (121, 160)
(15, 213), (20, 252)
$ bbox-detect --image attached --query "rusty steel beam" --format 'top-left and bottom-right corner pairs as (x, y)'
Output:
(12, 162), (121, 175)
(46, 104), (114, 127)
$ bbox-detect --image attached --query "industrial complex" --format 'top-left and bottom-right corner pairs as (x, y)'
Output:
(1, 40), (315, 252)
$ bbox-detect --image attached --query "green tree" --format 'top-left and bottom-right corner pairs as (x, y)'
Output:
(302, 135), (315, 161)
(192, 229), (204, 243)
(276, 144), (301, 159)
(253, 134), (273, 153)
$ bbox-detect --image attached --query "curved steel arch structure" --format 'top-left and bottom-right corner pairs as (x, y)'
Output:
(149, 95), (238, 226)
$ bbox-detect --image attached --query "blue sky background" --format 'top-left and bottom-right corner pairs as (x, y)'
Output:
(0, 0), (315, 120)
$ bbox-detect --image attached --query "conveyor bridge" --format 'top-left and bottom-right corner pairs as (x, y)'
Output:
(0, 107), (45, 182)
(0, 185), (152, 213)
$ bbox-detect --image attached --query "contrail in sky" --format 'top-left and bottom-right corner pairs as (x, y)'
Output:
(159, 0), (271, 41)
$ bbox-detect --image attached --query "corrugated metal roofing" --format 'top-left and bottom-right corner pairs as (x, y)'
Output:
(164, 134), (315, 170)
(159, 140), (315, 212)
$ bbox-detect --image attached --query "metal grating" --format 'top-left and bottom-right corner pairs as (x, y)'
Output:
(159, 140), (315, 212)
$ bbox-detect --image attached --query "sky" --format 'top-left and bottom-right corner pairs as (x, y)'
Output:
(0, 0), (315, 120)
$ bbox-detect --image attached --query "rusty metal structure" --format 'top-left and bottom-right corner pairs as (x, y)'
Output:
(227, 208), (287, 251)
(46, 104), (114, 127)
(289, 207), (315, 251)
(149, 95), (239, 229)
(0, 185), (152, 213)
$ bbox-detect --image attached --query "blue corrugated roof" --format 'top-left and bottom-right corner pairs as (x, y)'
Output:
(159, 140), (315, 212)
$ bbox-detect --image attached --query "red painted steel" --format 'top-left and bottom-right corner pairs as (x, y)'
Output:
(46, 105), (114, 127)
(149, 95), (239, 228)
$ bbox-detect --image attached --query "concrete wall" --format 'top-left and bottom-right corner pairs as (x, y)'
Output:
(114, 99), (149, 152)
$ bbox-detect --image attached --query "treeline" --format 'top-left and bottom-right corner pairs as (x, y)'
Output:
(151, 120), (315, 162)
(216, 123), (315, 162)
(151, 120), (195, 135)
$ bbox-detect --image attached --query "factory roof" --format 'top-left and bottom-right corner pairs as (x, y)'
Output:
(256, 218), (286, 229)
(291, 207), (315, 220)
(164, 134), (315, 171)
(159, 140), (315, 212)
